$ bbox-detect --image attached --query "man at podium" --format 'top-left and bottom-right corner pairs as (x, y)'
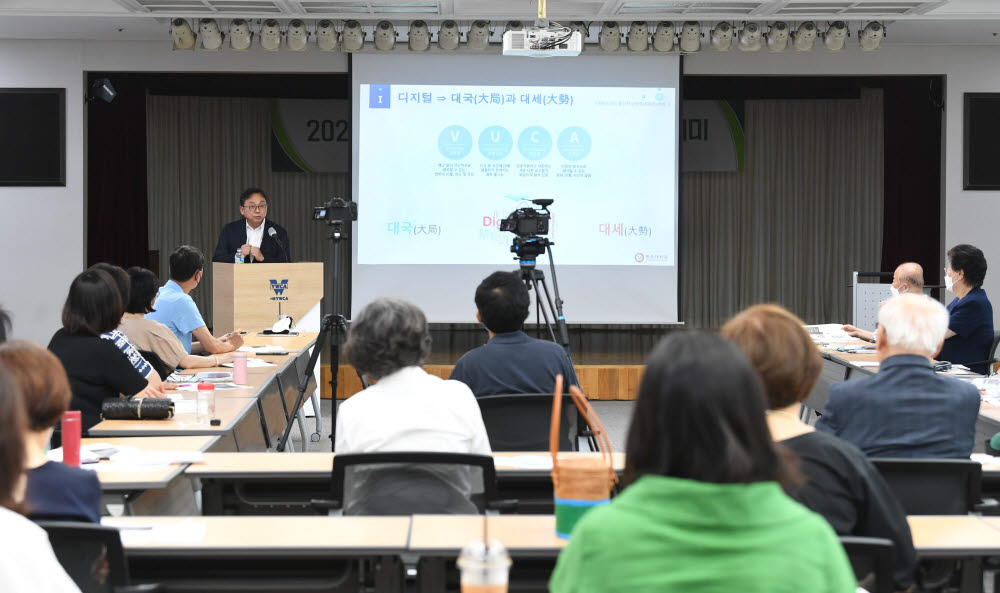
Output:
(212, 187), (290, 264)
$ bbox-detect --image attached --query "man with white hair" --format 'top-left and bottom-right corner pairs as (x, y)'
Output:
(816, 293), (981, 458)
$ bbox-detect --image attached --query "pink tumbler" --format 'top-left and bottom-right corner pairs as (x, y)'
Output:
(233, 352), (248, 385)
(61, 410), (82, 467)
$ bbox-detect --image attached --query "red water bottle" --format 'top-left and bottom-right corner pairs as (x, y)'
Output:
(61, 410), (82, 467)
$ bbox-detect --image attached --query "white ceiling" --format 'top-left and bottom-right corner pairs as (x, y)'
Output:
(3, 0), (1000, 43)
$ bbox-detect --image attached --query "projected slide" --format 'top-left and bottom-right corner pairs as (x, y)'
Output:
(357, 84), (676, 267)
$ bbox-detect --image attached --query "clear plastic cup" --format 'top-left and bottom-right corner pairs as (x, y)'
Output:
(197, 382), (215, 423)
(457, 538), (511, 593)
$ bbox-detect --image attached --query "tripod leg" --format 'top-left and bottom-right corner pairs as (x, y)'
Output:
(531, 274), (558, 342)
(277, 316), (331, 452)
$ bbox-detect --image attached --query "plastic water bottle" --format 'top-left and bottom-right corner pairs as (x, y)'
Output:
(457, 538), (511, 593)
(197, 382), (215, 423)
(233, 352), (248, 385)
(234, 248), (243, 264)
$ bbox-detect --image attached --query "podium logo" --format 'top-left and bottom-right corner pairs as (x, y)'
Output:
(269, 279), (289, 301)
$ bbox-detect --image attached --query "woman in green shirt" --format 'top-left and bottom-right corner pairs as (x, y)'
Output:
(549, 331), (857, 593)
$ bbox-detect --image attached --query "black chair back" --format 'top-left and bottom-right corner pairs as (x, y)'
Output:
(871, 458), (981, 515)
(37, 521), (130, 593)
(476, 393), (577, 451)
(329, 452), (498, 516)
(137, 349), (172, 381)
(257, 378), (287, 448)
(840, 536), (894, 593)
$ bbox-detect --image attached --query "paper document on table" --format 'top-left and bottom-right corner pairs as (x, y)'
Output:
(492, 455), (554, 470)
(167, 373), (195, 383)
(854, 362), (880, 368)
(112, 520), (208, 546)
(237, 345), (290, 355)
(804, 324), (855, 343)
(175, 382), (243, 391)
(221, 358), (276, 368)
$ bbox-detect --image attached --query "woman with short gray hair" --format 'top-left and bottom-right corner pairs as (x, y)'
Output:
(342, 297), (432, 381)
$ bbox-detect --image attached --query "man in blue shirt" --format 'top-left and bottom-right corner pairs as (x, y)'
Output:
(450, 271), (578, 396)
(147, 246), (243, 356)
(816, 294), (980, 458)
(939, 244), (994, 374)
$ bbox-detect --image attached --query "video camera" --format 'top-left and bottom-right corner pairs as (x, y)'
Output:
(312, 198), (358, 224)
(499, 198), (552, 237)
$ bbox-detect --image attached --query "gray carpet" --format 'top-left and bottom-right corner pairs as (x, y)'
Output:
(292, 399), (635, 453)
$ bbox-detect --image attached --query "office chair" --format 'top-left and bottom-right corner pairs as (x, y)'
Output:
(37, 521), (160, 593)
(840, 536), (894, 593)
(476, 393), (578, 451)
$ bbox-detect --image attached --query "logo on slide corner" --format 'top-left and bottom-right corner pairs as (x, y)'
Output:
(269, 279), (289, 301)
(369, 85), (391, 109)
(634, 253), (645, 263)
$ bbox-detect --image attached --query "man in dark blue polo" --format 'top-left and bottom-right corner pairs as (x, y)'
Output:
(450, 271), (578, 396)
(816, 293), (980, 458)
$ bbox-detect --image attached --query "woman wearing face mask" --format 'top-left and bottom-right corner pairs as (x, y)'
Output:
(939, 244), (994, 375)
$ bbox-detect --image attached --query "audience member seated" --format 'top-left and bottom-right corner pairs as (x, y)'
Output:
(0, 306), (10, 342)
(722, 304), (916, 591)
(47, 269), (159, 432)
(0, 362), (81, 593)
(939, 244), (994, 374)
(548, 332), (855, 593)
(0, 341), (100, 523)
(146, 245), (244, 355)
(843, 261), (924, 342)
(119, 267), (233, 370)
(337, 298), (491, 514)
(89, 263), (165, 391)
(449, 271), (578, 396)
(817, 294), (981, 458)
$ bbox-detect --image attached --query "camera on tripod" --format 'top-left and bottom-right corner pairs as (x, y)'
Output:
(499, 198), (552, 237)
(312, 198), (358, 224)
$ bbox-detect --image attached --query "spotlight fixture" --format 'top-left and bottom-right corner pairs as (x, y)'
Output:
(569, 22), (589, 50)
(626, 21), (648, 51)
(374, 21), (396, 50)
(823, 20), (847, 51)
(409, 20), (430, 51)
(87, 77), (116, 104)
(766, 21), (789, 52)
(678, 21), (701, 53)
(171, 18), (196, 50)
(229, 19), (252, 50)
(792, 21), (816, 52)
(467, 20), (491, 50)
(316, 19), (338, 51)
(652, 21), (675, 52)
(504, 21), (524, 35)
(710, 22), (733, 51)
(738, 22), (762, 52)
(259, 19), (281, 51)
(342, 19), (365, 52)
(287, 19), (308, 51)
(438, 20), (459, 50)
(199, 18), (223, 50)
(599, 22), (621, 52)
(859, 21), (884, 51)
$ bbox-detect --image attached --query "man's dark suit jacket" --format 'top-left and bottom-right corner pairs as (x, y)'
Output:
(815, 354), (981, 458)
(211, 219), (290, 264)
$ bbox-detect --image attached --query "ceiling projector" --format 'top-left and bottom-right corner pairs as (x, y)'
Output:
(503, 23), (582, 57)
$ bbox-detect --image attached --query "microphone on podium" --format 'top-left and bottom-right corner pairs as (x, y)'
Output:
(268, 227), (289, 262)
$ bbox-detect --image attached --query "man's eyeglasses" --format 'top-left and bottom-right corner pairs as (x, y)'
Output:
(244, 204), (267, 212)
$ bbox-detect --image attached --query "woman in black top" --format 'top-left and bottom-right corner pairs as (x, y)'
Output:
(0, 340), (101, 522)
(47, 269), (154, 432)
(722, 304), (917, 592)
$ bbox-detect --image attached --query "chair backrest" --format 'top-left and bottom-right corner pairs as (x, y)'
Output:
(257, 377), (287, 447)
(330, 452), (498, 516)
(991, 329), (1000, 360)
(36, 521), (130, 593)
(476, 393), (577, 451)
(840, 536), (894, 593)
(137, 349), (172, 380)
(278, 363), (303, 420)
(870, 458), (981, 515)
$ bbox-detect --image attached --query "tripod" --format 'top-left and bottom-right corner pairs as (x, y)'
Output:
(276, 217), (356, 452)
(512, 236), (570, 354)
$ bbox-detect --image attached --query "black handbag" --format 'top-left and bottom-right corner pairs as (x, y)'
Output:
(100, 397), (174, 420)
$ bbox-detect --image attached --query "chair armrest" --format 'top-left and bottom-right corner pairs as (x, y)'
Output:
(310, 498), (343, 515)
(487, 499), (519, 513)
(115, 584), (163, 593)
(974, 497), (1000, 515)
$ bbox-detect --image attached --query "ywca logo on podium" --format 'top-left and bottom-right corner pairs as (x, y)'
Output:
(269, 279), (289, 301)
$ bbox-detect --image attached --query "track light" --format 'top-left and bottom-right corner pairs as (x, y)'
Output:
(198, 19), (223, 50)
(505, 21), (524, 35)
(710, 22), (733, 51)
(652, 21), (674, 52)
(793, 21), (816, 51)
(824, 21), (847, 51)
(229, 19), (252, 50)
(409, 20), (430, 51)
(438, 20), (459, 50)
(599, 22), (621, 52)
(627, 22), (648, 51)
(171, 18), (196, 50)
(287, 19), (308, 51)
(859, 21), (884, 51)
(374, 21), (396, 50)
(260, 19), (281, 51)
(316, 19), (338, 51)
(679, 21), (701, 53)
(570, 22), (589, 50)
(467, 20), (491, 50)
(738, 22), (762, 52)
(342, 20), (365, 52)
(767, 21), (789, 51)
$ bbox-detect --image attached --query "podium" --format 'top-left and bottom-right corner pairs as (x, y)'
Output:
(212, 262), (324, 335)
